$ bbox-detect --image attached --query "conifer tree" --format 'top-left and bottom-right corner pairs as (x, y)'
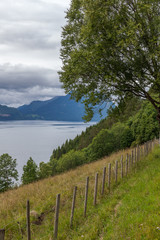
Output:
(21, 157), (38, 184)
(0, 154), (18, 192)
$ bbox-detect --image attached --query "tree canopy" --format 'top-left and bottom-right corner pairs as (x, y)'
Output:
(21, 157), (38, 184)
(0, 154), (18, 192)
(59, 0), (160, 121)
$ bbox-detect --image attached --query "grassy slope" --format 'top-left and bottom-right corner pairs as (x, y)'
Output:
(1, 145), (160, 239)
(72, 146), (160, 240)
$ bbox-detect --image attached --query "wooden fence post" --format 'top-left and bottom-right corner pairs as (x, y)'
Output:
(54, 194), (60, 240)
(146, 142), (148, 155)
(150, 140), (152, 151)
(141, 145), (143, 157)
(121, 156), (123, 179)
(94, 173), (98, 206)
(154, 137), (156, 147)
(125, 154), (128, 176)
(84, 177), (89, 217)
(144, 143), (146, 156)
(131, 150), (133, 166)
(134, 148), (136, 163)
(139, 146), (141, 158)
(128, 155), (131, 172)
(140, 146), (143, 157)
(101, 167), (106, 195)
(27, 200), (31, 240)
(70, 186), (77, 228)
(108, 163), (111, 192)
(115, 161), (118, 183)
(137, 146), (139, 161)
(0, 229), (5, 240)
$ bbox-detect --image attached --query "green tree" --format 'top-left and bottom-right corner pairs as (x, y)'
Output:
(129, 101), (159, 144)
(60, 0), (160, 122)
(56, 150), (86, 173)
(85, 122), (133, 162)
(0, 154), (18, 192)
(38, 159), (58, 179)
(21, 157), (38, 184)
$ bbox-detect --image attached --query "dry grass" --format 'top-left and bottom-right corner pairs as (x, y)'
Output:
(0, 149), (130, 217)
(0, 146), (140, 239)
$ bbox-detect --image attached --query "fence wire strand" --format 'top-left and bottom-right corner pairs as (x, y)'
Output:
(1, 139), (157, 239)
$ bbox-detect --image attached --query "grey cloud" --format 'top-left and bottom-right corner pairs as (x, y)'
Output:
(0, 0), (66, 23)
(0, 63), (65, 106)
(0, 0), (70, 106)
(0, 22), (59, 49)
(0, 0), (67, 51)
(0, 64), (61, 90)
(0, 87), (65, 107)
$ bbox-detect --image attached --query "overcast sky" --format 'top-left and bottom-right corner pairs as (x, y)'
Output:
(0, 0), (71, 107)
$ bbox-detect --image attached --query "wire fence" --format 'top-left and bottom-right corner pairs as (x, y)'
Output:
(0, 137), (159, 240)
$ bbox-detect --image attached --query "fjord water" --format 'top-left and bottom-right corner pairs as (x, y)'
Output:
(0, 121), (95, 178)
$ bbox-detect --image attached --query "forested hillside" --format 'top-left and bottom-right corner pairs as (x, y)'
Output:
(51, 95), (142, 160)
(49, 95), (158, 161)
(22, 95), (158, 182)
(0, 105), (24, 120)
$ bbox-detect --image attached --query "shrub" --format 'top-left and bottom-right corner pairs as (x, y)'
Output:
(111, 122), (134, 149)
(56, 150), (86, 173)
(85, 122), (133, 162)
(38, 162), (52, 179)
(130, 102), (159, 144)
(38, 158), (59, 179)
(85, 129), (114, 162)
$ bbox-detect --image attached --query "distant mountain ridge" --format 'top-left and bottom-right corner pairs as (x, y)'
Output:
(0, 95), (109, 121)
(0, 105), (24, 121)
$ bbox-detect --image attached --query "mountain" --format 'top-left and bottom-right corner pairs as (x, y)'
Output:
(18, 95), (109, 121)
(0, 95), (109, 121)
(0, 104), (24, 120)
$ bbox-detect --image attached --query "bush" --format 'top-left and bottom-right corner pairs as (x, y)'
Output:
(56, 150), (86, 173)
(129, 102), (159, 144)
(85, 122), (133, 162)
(38, 158), (58, 179)
(111, 123), (134, 149)
(38, 162), (52, 179)
(85, 129), (114, 162)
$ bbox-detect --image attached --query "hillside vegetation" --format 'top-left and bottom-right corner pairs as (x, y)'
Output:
(35, 97), (159, 181)
(51, 97), (158, 161)
(0, 142), (160, 239)
(51, 96), (142, 160)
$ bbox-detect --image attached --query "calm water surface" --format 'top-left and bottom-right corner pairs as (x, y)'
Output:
(0, 121), (95, 178)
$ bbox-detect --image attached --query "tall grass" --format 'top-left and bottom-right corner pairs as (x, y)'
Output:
(0, 144), (158, 239)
